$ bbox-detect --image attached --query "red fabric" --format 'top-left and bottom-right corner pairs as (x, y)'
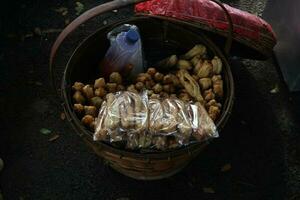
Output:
(135, 0), (276, 43)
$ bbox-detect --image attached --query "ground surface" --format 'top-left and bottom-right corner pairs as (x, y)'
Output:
(0, 0), (299, 199)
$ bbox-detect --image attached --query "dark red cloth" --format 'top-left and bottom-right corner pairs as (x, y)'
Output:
(135, 0), (276, 43)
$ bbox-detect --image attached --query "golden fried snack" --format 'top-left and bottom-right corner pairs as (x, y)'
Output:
(109, 72), (122, 84)
(177, 69), (204, 104)
(153, 83), (163, 94)
(74, 103), (84, 114)
(84, 106), (97, 117)
(127, 84), (138, 93)
(147, 68), (157, 76)
(157, 55), (178, 70)
(82, 85), (94, 99)
(203, 89), (215, 101)
(199, 78), (212, 90)
(211, 56), (222, 74)
(148, 99), (164, 134)
(81, 115), (94, 128)
(160, 99), (178, 134)
(183, 44), (207, 60)
(73, 91), (85, 104)
(152, 136), (167, 150)
(191, 102), (218, 142)
(116, 84), (125, 91)
(193, 59), (203, 75)
(94, 101), (108, 141)
(177, 60), (192, 70)
(206, 99), (222, 109)
(136, 73), (151, 83)
(135, 82), (144, 91)
(213, 79), (224, 98)
(72, 82), (84, 91)
(94, 78), (105, 89)
(191, 55), (201, 67)
(154, 72), (164, 82)
(196, 60), (213, 78)
(208, 105), (221, 121)
(89, 97), (103, 109)
(173, 99), (192, 143)
(94, 87), (106, 97)
(106, 83), (117, 93)
(145, 80), (155, 89)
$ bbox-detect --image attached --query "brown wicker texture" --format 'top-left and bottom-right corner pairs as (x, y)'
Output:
(51, 0), (235, 180)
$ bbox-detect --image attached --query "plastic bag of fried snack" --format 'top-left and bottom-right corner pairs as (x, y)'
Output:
(94, 91), (218, 150)
(187, 102), (219, 141)
(148, 98), (193, 145)
(94, 91), (148, 143)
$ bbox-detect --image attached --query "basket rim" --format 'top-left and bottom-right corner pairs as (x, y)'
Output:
(61, 15), (235, 159)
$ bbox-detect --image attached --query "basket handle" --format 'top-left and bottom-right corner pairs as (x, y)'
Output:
(49, 0), (149, 94)
(209, 0), (233, 56)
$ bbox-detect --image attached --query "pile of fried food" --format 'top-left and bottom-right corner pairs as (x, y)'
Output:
(72, 44), (224, 150)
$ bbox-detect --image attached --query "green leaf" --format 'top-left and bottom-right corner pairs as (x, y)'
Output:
(40, 128), (51, 135)
(75, 2), (85, 15)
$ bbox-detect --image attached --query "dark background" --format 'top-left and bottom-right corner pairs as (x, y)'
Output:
(0, 0), (299, 199)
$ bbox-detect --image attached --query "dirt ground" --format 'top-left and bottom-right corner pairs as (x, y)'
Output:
(0, 0), (299, 199)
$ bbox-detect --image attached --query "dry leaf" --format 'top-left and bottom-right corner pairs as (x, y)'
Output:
(60, 112), (66, 120)
(54, 7), (68, 13)
(35, 81), (43, 86)
(75, 2), (85, 15)
(221, 163), (232, 172)
(34, 27), (42, 36)
(203, 187), (215, 194)
(270, 85), (279, 94)
(43, 29), (62, 34)
(40, 128), (51, 135)
(48, 134), (60, 142)
(62, 10), (68, 16)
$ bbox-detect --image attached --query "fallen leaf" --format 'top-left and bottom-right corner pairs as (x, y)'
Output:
(60, 112), (66, 120)
(48, 134), (60, 142)
(65, 19), (70, 25)
(35, 81), (43, 86)
(22, 33), (34, 40)
(34, 27), (42, 36)
(203, 187), (215, 194)
(40, 128), (51, 135)
(270, 85), (279, 94)
(221, 163), (232, 172)
(75, 2), (85, 15)
(43, 29), (62, 34)
(54, 7), (68, 13)
(62, 10), (68, 16)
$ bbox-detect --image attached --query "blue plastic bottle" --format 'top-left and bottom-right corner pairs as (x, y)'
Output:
(100, 24), (144, 78)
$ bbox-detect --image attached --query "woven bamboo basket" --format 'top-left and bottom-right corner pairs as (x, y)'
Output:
(50, 0), (235, 180)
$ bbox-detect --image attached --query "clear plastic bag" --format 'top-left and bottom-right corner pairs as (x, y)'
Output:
(94, 91), (148, 144)
(94, 91), (219, 150)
